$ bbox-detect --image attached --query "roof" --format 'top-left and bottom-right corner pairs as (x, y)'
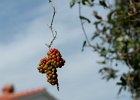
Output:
(0, 85), (56, 100)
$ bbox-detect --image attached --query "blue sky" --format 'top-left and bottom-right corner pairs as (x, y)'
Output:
(0, 0), (131, 100)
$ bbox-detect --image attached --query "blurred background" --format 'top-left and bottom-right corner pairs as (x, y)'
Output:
(0, 0), (131, 100)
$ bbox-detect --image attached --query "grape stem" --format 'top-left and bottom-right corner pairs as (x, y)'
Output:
(46, 0), (57, 49)
(57, 83), (59, 91)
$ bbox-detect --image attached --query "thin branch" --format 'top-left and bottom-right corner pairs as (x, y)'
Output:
(46, 0), (57, 49)
(49, 0), (56, 35)
(78, 2), (92, 46)
(45, 31), (57, 49)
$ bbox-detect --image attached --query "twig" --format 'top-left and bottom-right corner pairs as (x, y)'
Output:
(46, 0), (57, 49)
(45, 31), (57, 49)
(78, 2), (92, 46)
(49, 0), (56, 37)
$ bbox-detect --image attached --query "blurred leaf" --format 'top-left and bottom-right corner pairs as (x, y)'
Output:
(97, 61), (106, 64)
(82, 40), (86, 51)
(117, 75), (127, 86)
(82, 0), (87, 5)
(70, 0), (76, 8)
(99, 67), (118, 81)
(99, 0), (108, 8)
(116, 37), (123, 42)
(80, 16), (91, 23)
(91, 31), (99, 40)
(94, 21), (102, 30)
(94, 21), (102, 25)
(117, 86), (124, 95)
(81, 0), (94, 6)
(93, 11), (102, 20)
(117, 82), (123, 85)
(100, 49), (107, 57)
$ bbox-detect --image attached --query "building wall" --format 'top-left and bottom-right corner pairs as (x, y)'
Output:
(18, 90), (56, 100)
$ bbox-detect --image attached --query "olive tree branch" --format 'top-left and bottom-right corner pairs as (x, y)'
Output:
(78, 2), (92, 47)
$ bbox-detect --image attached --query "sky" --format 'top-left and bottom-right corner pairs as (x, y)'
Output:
(0, 0), (131, 100)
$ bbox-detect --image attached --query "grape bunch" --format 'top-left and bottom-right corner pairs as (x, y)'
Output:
(37, 48), (65, 89)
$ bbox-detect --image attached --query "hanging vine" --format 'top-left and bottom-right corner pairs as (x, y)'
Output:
(37, 0), (65, 91)
(46, 0), (57, 49)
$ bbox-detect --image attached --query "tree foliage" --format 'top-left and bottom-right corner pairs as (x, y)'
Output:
(70, 0), (140, 99)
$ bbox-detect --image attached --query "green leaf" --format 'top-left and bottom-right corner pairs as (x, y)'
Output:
(93, 11), (102, 20)
(94, 21), (102, 25)
(117, 82), (123, 85)
(82, 0), (89, 5)
(70, 0), (76, 8)
(82, 0), (94, 6)
(99, 67), (118, 81)
(99, 0), (108, 8)
(97, 61), (106, 64)
(82, 41), (86, 51)
(91, 32), (99, 40)
(100, 48), (107, 57)
(120, 75), (127, 86)
(116, 37), (123, 42)
(117, 86), (123, 95)
(80, 16), (91, 23)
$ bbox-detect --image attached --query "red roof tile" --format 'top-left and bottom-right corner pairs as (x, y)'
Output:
(0, 88), (45, 100)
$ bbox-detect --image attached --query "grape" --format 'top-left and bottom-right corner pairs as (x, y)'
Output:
(37, 48), (65, 89)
